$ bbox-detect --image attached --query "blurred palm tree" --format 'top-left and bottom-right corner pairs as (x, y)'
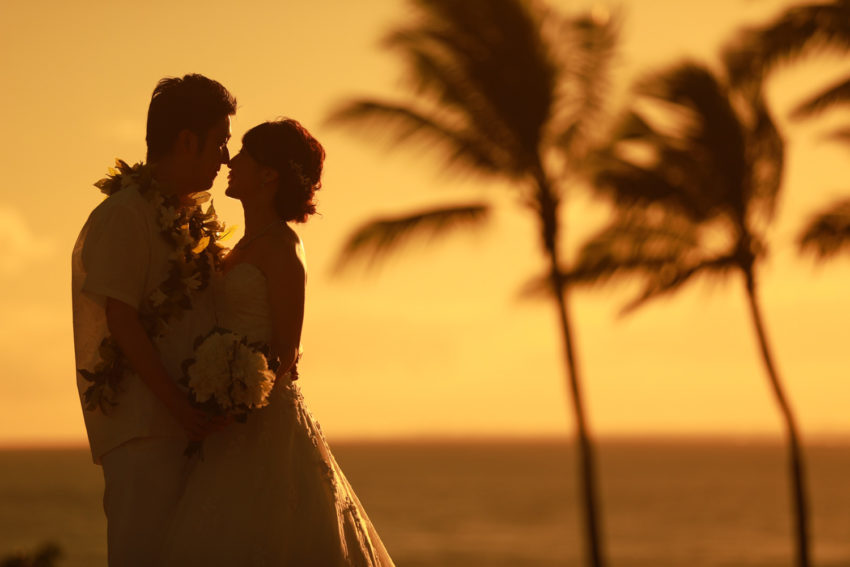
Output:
(0, 543), (62, 567)
(326, 1), (616, 564)
(724, 0), (850, 261)
(565, 61), (812, 567)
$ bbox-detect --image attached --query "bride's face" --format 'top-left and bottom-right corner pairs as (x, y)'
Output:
(225, 148), (272, 201)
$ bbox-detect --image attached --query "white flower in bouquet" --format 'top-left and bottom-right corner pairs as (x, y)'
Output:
(187, 330), (237, 409)
(231, 347), (276, 409)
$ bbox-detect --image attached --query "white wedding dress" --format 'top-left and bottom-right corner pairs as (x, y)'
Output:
(162, 263), (395, 566)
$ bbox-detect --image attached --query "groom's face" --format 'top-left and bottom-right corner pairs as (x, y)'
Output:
(188, 116), (232, 192)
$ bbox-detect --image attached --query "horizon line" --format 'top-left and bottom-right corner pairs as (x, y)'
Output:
(2, 431), (849, 450)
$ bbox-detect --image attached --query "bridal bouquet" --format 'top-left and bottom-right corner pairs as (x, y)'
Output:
(181, 327), (279, 456)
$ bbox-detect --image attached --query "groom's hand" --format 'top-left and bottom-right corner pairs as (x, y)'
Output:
(201, 414), (233, 437)
(169, 397), (231, 441)
(170, 398), (216, 441)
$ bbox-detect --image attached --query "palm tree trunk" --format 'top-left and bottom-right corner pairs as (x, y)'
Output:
(552, 265), (606, 567)
(743, 269), (811, 567)
(536, 172), (605, 567)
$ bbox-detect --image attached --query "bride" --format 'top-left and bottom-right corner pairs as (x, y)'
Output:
(162, 119), (395, 566)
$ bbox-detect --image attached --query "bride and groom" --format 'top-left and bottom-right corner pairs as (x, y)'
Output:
(71, 74), (394, 566)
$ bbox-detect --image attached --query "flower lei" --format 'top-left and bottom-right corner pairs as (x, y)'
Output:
(78, 159), (228, 413)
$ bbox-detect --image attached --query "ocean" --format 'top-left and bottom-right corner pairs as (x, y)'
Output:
(0, 439), (848, 566)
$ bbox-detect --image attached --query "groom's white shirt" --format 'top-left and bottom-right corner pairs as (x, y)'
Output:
(72, 186), (214, 464)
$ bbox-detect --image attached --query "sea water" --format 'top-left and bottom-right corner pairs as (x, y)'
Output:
(1, 439), (848, 567)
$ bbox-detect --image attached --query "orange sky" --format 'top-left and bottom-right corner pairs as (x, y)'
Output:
(0, 0), (848, 445)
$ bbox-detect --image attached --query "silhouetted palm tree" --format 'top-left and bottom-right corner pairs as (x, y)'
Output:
(724, 0), (850, 265)
(327, 1), (616, 564)
(568, 60), (812, 567)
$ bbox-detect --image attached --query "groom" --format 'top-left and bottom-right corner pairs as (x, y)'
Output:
(72, 74), (236, 565)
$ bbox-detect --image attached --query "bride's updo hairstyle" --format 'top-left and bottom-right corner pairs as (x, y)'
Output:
(242, 119), (324, 223)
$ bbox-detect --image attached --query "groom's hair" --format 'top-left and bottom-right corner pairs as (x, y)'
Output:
(146, 74), (237, 162)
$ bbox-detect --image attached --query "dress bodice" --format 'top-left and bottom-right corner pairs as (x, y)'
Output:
(214, 263), (273, 344)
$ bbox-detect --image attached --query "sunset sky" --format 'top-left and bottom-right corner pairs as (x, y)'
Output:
(1, 0), (848, 446)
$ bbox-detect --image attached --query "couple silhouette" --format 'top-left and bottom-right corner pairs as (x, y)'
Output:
(72, 74), (394, 566)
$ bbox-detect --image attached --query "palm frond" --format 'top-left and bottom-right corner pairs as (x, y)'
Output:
(619, 254), (739, 315)
(326, 100), (509, 176)
(553, 11), (620, 161)
(636, 62), (749, 200)
(383, 29), (520, 165)
(599, 60), (783, 232)
(554, 208), (739, 313)
(519, 208), (739, 311)
(333, 203), (490, 273)
(592, 140), (724, 223)
(607, 109), (665, 143)
(724, 0), (850, 86)
(568, 209), (703, 287)
(384, 29), (475, 103)
(744, 92), (785, 225)
(798, 197), (850, 260)
(522, 207), (700, 295)
(410, 0), (559, 165)
(792, 74), (850, 119)
(822, 126), (850, 144)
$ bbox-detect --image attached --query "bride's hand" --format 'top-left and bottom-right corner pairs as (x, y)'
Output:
(167, 395), (229, 441)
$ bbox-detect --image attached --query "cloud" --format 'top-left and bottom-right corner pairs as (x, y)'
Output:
(0, 206), (56, 276)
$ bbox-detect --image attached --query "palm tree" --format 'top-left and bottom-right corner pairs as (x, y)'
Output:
(567, 60), (813, 567)
(326, 1), (617, 564)
(723, 0), (850, 264)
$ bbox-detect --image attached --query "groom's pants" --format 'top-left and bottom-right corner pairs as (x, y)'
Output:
(101, 437), (191, 567)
